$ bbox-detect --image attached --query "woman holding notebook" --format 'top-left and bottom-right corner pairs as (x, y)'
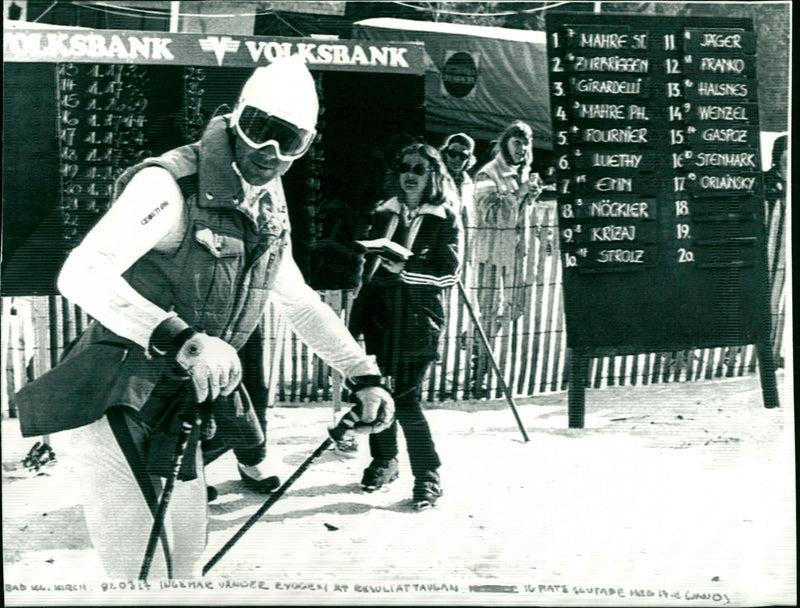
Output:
(349, 141), (462, 510)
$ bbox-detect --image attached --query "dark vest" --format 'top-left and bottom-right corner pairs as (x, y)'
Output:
(119, 126), (289, 351)
(15, 117), (288, 436)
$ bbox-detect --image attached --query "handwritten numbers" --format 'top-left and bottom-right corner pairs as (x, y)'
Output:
(675, 200), (690, 216)
(665, 58), (681, 74)
(669, 129), (685, 145)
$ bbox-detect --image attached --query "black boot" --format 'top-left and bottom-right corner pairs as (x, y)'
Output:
(238, 462), (280, 494)
(361, 458), (399, 492)
(412, 470), (443, 510)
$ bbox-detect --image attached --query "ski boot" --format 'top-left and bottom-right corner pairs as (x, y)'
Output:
(361, 458), (399, 492)
(412, 470), (443, 511)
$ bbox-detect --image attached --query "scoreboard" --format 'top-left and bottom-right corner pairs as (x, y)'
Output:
(544, 13), (778, 426)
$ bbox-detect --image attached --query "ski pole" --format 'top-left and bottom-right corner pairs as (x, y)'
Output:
(139, 396), (209, 581)
(203, 405), (366, 575)
(456, 278), (529, 443)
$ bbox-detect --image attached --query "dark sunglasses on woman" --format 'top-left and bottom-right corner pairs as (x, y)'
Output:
(446, 148), (469, 161)
(397, 162), (429, 176)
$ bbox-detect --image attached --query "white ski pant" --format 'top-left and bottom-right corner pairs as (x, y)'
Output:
(65, 407), (207, 579)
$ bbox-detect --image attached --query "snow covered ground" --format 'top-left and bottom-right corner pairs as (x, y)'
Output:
(2, 371), (795, 606)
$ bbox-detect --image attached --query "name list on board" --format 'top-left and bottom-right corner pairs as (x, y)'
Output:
(546, 20), (760, 272)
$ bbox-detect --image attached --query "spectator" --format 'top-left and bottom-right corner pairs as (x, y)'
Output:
(439, 132), (477, 272)
(349, 142), (461, 510)
(470, 120), (544, 396)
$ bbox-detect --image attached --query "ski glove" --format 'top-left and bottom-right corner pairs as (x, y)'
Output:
(346, 376), (395, 434)
(174, 333), (242, 402)
(352, 386), (394, 434)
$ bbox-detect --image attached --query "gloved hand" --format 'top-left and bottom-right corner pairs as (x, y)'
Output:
(352, 386), (394, 434)
(174, 333), (242, 402)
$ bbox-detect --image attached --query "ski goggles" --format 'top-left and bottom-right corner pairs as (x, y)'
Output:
(231, 105), (316, 161)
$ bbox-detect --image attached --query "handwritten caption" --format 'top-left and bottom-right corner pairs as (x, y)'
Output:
(5, 580), (732, 603)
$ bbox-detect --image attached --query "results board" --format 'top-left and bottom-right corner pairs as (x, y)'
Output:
(545, 12), (770, 354)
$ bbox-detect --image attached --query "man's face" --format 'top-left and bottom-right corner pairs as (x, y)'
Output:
(234, 135), (292, 186)
(444, 142), (470, 176)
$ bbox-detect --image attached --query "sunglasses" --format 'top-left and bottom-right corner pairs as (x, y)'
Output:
(232, 105), (316, 161)
(446, 148), (469, 161)
(397, 162), (429, 176)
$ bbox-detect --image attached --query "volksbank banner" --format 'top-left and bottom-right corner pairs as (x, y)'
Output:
(3, 27), (425, 74)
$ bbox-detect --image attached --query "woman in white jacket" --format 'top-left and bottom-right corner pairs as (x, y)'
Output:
(470, 120), (544, 396)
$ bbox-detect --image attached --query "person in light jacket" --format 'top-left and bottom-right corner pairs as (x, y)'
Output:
(470, 120), (544, 396)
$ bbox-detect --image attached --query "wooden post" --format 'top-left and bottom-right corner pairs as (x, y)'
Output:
(568, 348), (590, 429)
(756, 340), (779, 409)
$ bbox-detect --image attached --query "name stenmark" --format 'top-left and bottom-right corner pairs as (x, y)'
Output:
(695, 152), (756, 168)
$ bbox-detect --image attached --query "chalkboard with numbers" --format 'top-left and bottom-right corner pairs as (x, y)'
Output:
(544, 12), (778, 425)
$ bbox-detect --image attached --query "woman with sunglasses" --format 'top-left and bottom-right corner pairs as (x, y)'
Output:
(16, 55), (394, 579)
(439, 133), (477, 273)
(349, 142), (462, 510)
(470, 120), (544, 397)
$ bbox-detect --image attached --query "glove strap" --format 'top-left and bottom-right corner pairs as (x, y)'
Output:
(148, 316), (197, 360)
(345, 374), (394, 394)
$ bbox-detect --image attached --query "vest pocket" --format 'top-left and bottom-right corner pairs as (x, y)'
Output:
(180, 224), (246, 334)
(195, 226), (245, 259)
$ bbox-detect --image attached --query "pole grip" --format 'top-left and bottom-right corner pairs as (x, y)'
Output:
(327, 405), (363, 442)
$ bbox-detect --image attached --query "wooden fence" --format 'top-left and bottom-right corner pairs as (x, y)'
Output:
(1, 199), (787, 417)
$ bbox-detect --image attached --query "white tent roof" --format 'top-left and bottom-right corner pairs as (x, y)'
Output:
(354, 17), (546, 44)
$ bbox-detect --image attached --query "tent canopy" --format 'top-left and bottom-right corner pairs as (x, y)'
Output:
(353, 17), (552, 149)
